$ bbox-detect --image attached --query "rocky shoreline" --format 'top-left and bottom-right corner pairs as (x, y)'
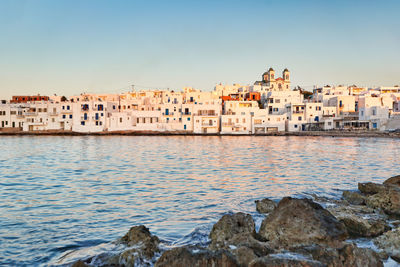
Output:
(70, 176), (400, 267)
(1, 130), (400, 139)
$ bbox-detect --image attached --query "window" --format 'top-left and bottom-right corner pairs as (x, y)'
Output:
(298, 117), (302, 121)
(69, 115), (72, 119)
(294, 124), (298, 128)
(67, 106), (70, 110)
(81, 121), (85, 125)
(339, 100), (343, 107)
(62, 115), (66, 119)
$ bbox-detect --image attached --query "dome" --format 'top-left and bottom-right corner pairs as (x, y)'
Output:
(268, 67), (274, 72)
(283, 68), (289, 72)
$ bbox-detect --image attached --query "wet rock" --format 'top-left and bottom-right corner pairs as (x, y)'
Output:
(365, 186), (400, 216)
(299, 243), (383, 267)
(71, 260), (89, 267)
(358, 182), (386, 195)
(119, 225), (159, 248)
(248, 255), (324, 267)
(259, 197), (348, 249)
(117, 225), (160, 266)
(327, 203), (375, 217)
(255, 198), (277, 214)
(225, 233), (274, 257)
(384, 175), (400, 187)
(154, 246), (239, 267)
(337, 214), (389, 237)
(209, 212), (256, 248)
(327, 203), (390, 237)
(342, 190), (365, 205)
(374, 227), (400, 262)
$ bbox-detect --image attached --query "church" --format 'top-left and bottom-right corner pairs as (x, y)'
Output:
(255, 67), (291, 91)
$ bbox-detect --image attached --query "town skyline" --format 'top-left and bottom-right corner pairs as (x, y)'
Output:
(0, 0), (399, 99)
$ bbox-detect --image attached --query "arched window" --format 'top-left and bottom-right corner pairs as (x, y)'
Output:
(278, 83), (282, 89)
(286, 75), (289, 80)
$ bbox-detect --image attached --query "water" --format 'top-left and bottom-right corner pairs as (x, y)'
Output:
(0, 136), (399, 266)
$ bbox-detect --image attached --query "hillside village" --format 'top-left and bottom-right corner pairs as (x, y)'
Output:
(1, 67), (400, 134)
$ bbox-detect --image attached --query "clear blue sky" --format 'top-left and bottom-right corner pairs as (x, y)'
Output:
(0, 0), (399, 99)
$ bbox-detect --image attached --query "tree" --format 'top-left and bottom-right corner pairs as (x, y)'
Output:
(61, 96), (67, 102)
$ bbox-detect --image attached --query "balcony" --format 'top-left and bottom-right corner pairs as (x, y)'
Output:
(24, 112), (37, 116)
(48, 112), (58, 116)
(293, 110), (304, 114)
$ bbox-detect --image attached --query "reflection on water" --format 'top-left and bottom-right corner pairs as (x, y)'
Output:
(0, 136), (399, 265)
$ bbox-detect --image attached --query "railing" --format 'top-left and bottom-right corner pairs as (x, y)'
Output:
(24, 112), (37, 116)
(48, 112), (58, 116)
(293, 111), (304, 114)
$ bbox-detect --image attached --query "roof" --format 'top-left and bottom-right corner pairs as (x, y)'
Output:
(268, 67), (274, 71)
(283, 68), (289, 72)
(276, 77), (284, 81)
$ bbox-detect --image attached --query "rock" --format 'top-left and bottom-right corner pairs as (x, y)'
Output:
(374, 227), (400, 262)
(117, 225), (160, 266)
(249, 255), (324, 267)
(119, 225), (159, 248)
(327, 203), (376, 217)
(300, 243), (383, 267)
(154, 246), (239, 267)
(342, 190), (365, 205)
(384, 175), (400, 187)
(365, 186), (400, 215)
(258, 197), (348, 248)
(337, 214), (389, 237)
(209, 212), (256, 248)
(255, 198), (277, 214)
(232, 246), (258, 267)
(225, 233), (274, 257)
(71, 260), (89, 267)
(358, 182), (386, 195)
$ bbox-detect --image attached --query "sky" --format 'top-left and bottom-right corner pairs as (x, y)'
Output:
(0, 0), (399, 99)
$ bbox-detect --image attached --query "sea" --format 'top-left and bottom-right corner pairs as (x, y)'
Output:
(0, 135), (399, 266)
